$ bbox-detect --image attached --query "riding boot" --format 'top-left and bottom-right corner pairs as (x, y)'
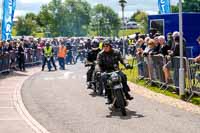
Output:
(124, 92), (133, 100)
(106, 89), (113, 104)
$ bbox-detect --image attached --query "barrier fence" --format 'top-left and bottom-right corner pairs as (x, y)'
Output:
(132, 54), (200, 100)
(0, 53), (10, 73)
(0, 48), (42, 74)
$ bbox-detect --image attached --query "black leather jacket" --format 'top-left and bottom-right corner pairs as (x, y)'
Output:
(97, 49), (127, 72)
(87, 48), (101, 62)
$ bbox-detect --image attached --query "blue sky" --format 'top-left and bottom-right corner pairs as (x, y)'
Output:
(0, 0), (179, 18)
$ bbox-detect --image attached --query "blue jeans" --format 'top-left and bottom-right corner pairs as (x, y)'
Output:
(58, 57), (65, 70)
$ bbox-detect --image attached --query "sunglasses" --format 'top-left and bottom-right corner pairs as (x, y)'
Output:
(103, 45), (110, 47)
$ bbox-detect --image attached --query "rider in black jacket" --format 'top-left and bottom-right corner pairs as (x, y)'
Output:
(86, 39), (101, 89)
(97, 40), (133, 104)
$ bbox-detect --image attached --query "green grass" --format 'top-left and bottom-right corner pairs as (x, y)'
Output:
(118, 28), (144, 37)
(32, 32), (45, 38)
(190, 97), (200, 105)
(121, 59), (200, 106)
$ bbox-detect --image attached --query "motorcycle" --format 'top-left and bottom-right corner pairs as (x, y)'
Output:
(85, 62), (104, 95)
(103, 67), (132, 116)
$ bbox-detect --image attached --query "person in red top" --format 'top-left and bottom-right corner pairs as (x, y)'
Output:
(58, 42), (67, 70)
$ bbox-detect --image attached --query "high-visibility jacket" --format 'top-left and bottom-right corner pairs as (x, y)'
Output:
(99, 42), (103, 50)
(44, 46), (53, 57)
(128, 39), (134, 45)
(58, 46), (67, 58)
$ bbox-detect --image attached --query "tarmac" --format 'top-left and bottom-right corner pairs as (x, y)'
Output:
(0, 65), (200, 133)
(0, 67), (48, 133)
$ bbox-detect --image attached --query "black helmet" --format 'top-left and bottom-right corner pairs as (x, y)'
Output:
(103, 39), (112, 47)
(91, 39), (99, 49)
(45, 41), (51, 46)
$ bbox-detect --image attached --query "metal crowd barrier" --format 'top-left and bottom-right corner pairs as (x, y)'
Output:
(0, 53), (10, 74)
(24, 48), (42, 66)
(167, 57), (190, 91)
(135, 54), (148, 80)
(133, 55), (200, 99)
(187, 59), (200, 100)
(149, 55), (166, 86)
(0, 48), (43, 75)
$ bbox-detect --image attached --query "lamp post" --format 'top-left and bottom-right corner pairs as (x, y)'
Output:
(178, 0), (185, 98)
(119, 0), (127, 58)
(97, 13), (103, 36)
(68, 3), (75, 36)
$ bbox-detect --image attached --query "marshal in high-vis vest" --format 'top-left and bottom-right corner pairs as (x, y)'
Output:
(42, 42), (57, 71)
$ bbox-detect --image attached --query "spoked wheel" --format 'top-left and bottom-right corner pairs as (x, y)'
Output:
(115, 89), (127, 116)
(95, 82), (103, 96)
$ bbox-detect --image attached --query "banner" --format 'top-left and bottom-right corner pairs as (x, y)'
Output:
(1, 0), (16, 40)
(158, 0), (171, 14)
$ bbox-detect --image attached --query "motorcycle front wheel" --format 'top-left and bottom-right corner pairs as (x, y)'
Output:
(115, 89), (127, 116)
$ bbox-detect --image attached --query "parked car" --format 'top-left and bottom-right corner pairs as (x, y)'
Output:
(126, 21), (139, 29)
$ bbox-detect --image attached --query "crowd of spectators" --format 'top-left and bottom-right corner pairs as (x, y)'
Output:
(0, 36), (101, 73)
(126, 31), (200, 94)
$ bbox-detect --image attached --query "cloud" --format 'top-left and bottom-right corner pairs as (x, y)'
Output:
(0, 0), (179, 18)
(19, 0), (51, 4)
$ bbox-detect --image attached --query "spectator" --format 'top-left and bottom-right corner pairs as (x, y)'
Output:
(168, 36), (186, 57)
(58, 42), (67, 70)
(136, 38), (146, 55)
(151, 36), (160, 55)
(144, 39), (156, 80)
(197, 36), (200, 44)
(167, 32), (173, 49)
(163, 33), (186, 94)
(136, 38), (146, 79)
(0, 41), (3, 55)
(3, 42), (9, 53)
(143, 38), (154, 56)
(158, 36), (170, 56)
(17, 42), (26, 71)
(193, 36), (200, 62)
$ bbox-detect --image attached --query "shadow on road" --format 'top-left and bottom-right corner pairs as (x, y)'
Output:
(89, 92), (105, 98)
(106, 108), (145, 120)
(0, 71), (29, 79)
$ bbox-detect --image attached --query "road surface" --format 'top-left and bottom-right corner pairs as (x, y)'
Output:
(21, 63), (200, 133)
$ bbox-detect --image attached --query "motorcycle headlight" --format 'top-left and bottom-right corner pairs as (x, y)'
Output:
(96, 72), (101, 77)
(111, 72), (120, 82)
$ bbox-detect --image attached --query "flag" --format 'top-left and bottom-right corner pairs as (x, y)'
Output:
(1, 0), (16, 40)
(158, 0), (171, 14)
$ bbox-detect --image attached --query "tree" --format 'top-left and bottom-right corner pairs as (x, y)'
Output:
(130, 10), (148, 33)
(37, 0), (91, 37)
(64, 0), (91, 36)
(91, 4), (121, 37)
(171, 5), (179, 13)
(15, 13), (39, 36)
(172, 0), (200, 13)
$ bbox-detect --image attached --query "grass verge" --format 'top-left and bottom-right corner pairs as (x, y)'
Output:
(122, 59), (200, 106)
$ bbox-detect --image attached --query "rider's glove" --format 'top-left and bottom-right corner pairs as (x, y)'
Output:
(125, 64), (132, 69)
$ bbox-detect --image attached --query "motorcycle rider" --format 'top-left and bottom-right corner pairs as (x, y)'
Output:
(86, 39), (101, 89)
(97, 40), (133, 104)
(42, 41), (57, 71)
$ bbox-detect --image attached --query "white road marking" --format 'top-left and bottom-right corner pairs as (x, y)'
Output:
(43, 71), (74, 80)
(57, 77), (65, 80)
(72, 76), (76, 79)
(44, 77), (54, 81)
(64, 72), (74, 79)
(0, 107), (14, 109)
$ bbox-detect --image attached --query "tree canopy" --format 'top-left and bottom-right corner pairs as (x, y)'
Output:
(90, 4), (121, 37)
(172, 0), (200, 13)
(15, 0), (121, 37)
